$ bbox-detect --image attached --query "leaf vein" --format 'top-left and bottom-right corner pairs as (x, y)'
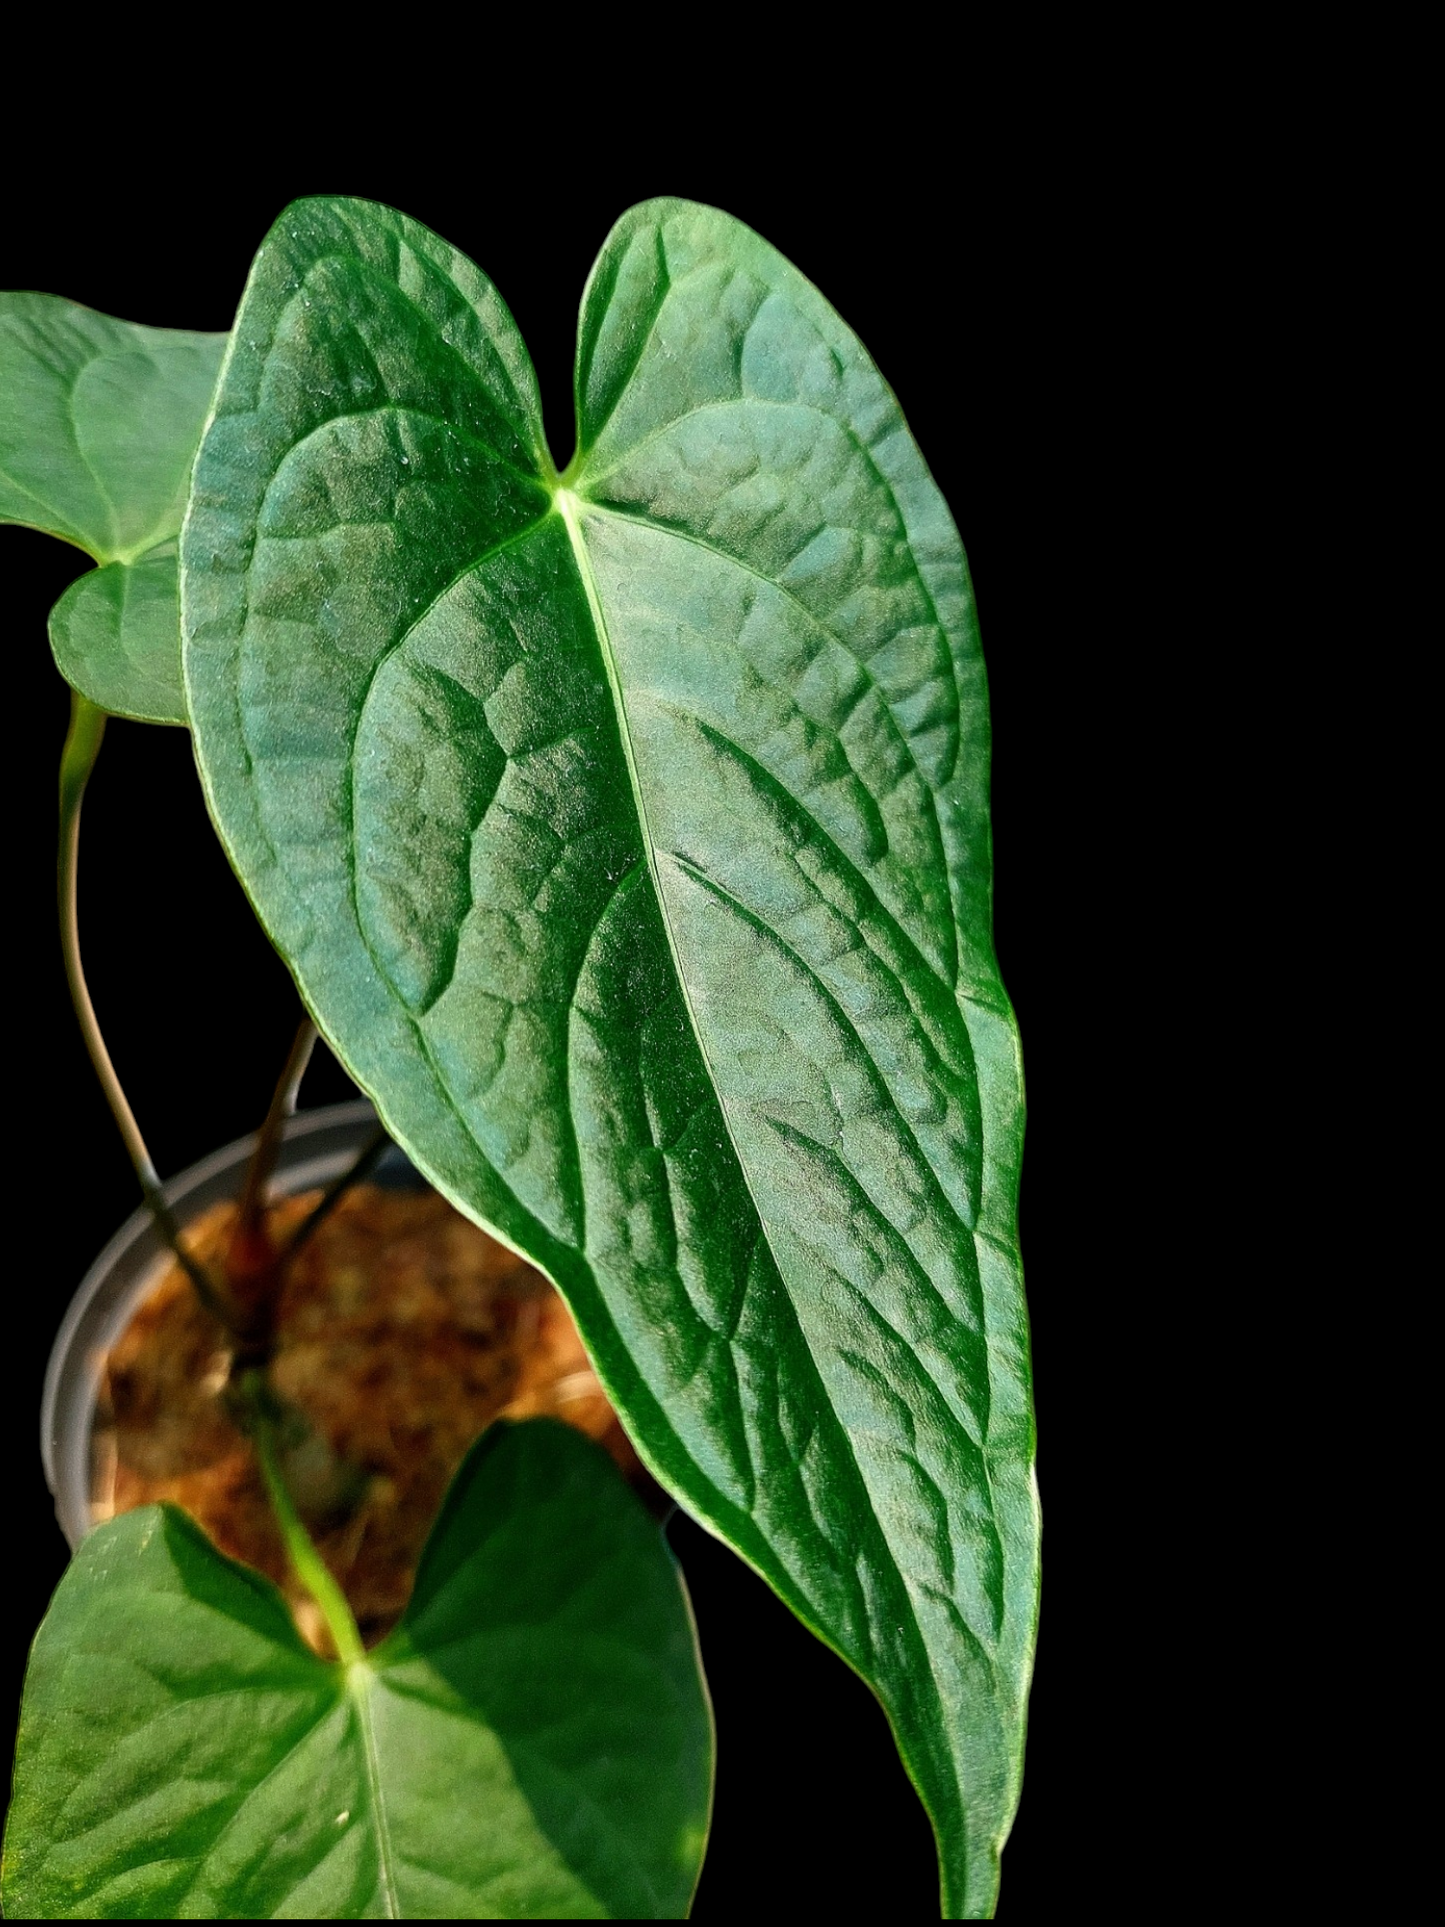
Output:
(586, 501), (960, 988)
(350, 1674), (400, 1917)
(671, 852), (982, 1237)
(577, 222), (675, 457)
(656, 701), (965, 1025)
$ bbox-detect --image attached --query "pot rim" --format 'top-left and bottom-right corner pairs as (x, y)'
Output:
(42, 1099), (383, 1549)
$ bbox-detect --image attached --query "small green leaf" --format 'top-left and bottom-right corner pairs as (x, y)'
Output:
(183, 196), (1037, 1917)
(2, 1421), (713, 1920)
(47, 544), (189, 724)
(0, 292), (226, 722)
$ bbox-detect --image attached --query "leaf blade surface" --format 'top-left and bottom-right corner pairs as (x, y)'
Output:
(2, 1422), (712, 1920)
(182, 195), (1037, 1917)
(0, 291), (226, 720)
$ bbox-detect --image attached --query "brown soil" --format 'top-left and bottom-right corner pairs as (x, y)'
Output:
(95, 1183), (643, 1651)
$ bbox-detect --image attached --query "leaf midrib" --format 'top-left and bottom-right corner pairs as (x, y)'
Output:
(64, 363), (125, 558)
(561, 496), (986, 1277)
(558, 489), (783, 1274)
(580, 502), (962, 993)
(558, 491), (971, 1817)
(556, 495), (844, 1553)
(350, 1664), (402, 1918)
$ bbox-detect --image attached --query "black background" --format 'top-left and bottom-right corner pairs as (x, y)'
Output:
(4, 142), (1183, 1917)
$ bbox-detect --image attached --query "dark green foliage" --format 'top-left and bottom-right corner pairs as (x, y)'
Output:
(3, 1422), (712, 1919)
(180, 196), (1036, 1916)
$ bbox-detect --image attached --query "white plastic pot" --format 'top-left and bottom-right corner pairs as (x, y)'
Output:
(41, 1100), (413, 1548)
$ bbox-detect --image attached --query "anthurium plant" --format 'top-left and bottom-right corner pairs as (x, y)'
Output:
(0, 194), (1036, 1920)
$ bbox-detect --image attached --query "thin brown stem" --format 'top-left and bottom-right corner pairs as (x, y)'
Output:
(58, 692), (232, 1327)
(280, 1124), (391, 1267)
(231, 1018), (317, 1250)
(225, 1018), (320, 1362)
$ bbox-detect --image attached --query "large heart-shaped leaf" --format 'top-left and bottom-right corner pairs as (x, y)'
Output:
(0, 292), (226, 722)
(2, 1420), (712, 1919)
(182, 196), (1036, 1918)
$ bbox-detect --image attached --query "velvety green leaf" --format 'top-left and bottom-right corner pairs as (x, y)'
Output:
(2, 1421), (712, 1920)
(0, 292), (226, 722)
(182, 196), (1036, 1918)
(47, 544), (189, 723)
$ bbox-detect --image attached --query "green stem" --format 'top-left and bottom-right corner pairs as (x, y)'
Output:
(242, 1371), (365, 1667)
(57, 691), (233, 1326)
